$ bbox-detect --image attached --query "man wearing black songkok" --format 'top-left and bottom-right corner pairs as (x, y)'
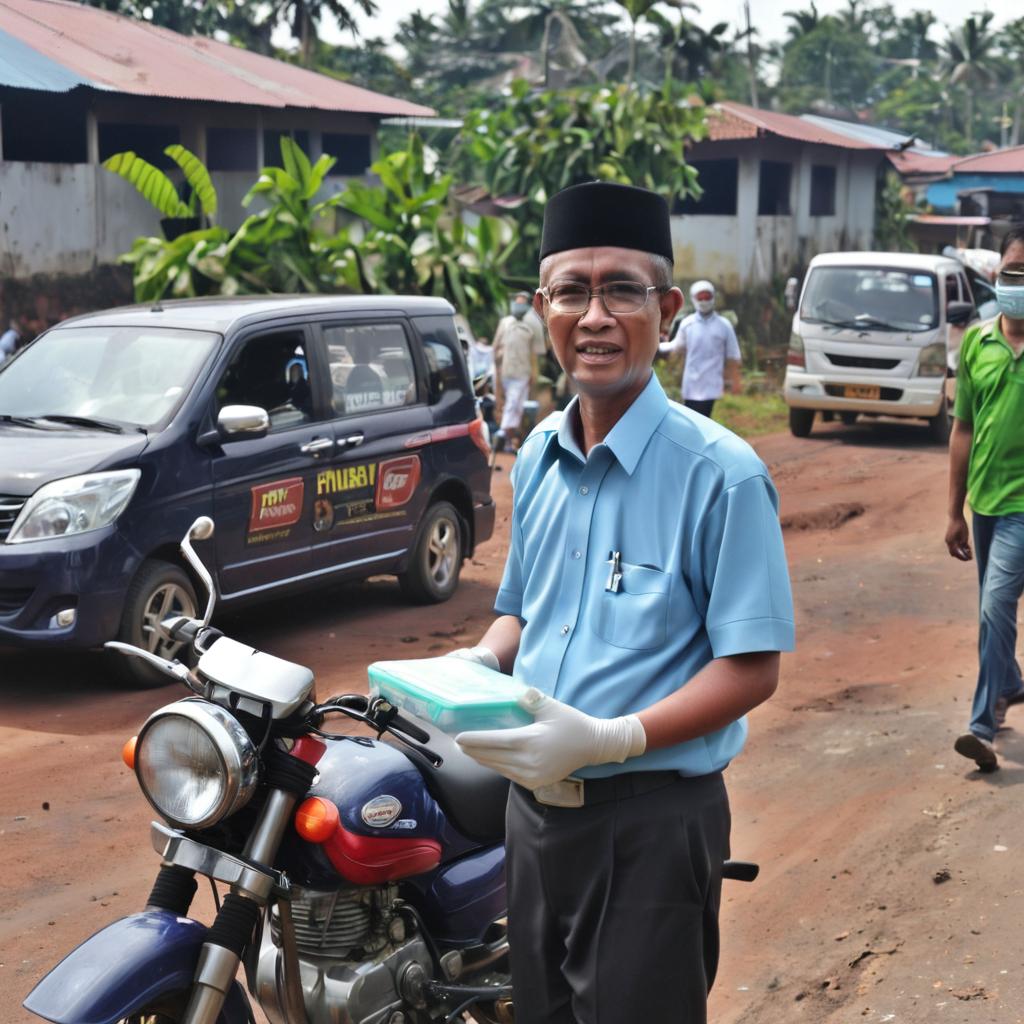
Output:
(451, 182), (795, 1022)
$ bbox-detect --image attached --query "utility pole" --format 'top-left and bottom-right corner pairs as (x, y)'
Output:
(745, 1), (759, 108)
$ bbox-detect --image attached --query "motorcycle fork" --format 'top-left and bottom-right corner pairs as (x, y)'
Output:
(181, 787), (302, 1024)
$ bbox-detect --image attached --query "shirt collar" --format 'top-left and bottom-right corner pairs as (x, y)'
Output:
(554, 371), (669, 475)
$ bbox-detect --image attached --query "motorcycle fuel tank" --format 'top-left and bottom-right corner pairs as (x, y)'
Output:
(278, 735), (475, 889)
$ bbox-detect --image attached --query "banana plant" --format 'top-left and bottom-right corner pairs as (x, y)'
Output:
(103, 144), (218, 222)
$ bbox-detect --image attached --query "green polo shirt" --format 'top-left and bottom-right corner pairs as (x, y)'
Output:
(954, 318), (1024, 516)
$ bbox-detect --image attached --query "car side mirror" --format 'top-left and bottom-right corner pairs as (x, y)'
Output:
(217, 404), (270, 440)
(946, 301), (973, 326)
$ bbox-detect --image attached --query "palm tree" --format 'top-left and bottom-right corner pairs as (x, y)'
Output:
(611, 0), (684, 87)
(269, 0), (380, 67)
(942, 13), (998, 148)
(648, 8), (728, 87)
(783, 2), (819, 42)
(1001, 18), (1024, 146)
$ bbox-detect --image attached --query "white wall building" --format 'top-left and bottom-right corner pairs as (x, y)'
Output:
(0, 0), (433, 280)
(672, 103), (890, 291)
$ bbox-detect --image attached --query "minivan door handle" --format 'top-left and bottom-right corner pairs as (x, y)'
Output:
(338, 433), (365, 450)
(299, 437), (335, 456)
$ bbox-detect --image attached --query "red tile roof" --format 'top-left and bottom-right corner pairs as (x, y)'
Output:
(707, 101), (882, 149)
(0, 0), (433, 116)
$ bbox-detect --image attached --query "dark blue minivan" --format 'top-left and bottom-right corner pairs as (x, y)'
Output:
(0, 295), (495, 685)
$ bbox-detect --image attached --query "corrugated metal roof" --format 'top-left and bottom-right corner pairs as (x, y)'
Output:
(708, 101), (883, 150)
(887, 149), (959, 177)
(801, 114), (946, 155)
(0, 0), (434, 117)
(0, 25), (90, 89)
(951, 147), (1024, 174)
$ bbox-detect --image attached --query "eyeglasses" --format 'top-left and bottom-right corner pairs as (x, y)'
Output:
(538, 281), (663, 315)
(997, 267), (1024, 285)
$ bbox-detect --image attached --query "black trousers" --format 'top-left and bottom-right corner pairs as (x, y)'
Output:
(684, 398), (716, 418)
(506, 772), (731, 1024)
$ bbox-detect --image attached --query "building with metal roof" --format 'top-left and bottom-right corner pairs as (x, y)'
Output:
(0, 0), (434, 285)
(672, 102), (892, 289)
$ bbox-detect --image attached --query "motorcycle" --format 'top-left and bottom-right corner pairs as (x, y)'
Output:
(24, 518), (758, 1024)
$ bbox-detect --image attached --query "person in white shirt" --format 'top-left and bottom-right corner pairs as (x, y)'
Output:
(0, 319), (21, 363)
(659, 280), (741, 418)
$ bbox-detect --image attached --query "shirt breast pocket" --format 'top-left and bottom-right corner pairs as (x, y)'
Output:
(595, 563), (671, 651)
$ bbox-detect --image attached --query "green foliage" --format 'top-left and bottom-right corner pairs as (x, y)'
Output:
(116, 136), (517, 332)
(103, 151), (190, 219)
(332, 135), (517, 333)
(874, 172), (919, 253)
(164, 145), (217, 218)
(455, 80), (706, 280)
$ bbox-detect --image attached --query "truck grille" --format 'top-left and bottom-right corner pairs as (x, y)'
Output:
(0, 496), (27, 542)
(825, 353), (901, 370)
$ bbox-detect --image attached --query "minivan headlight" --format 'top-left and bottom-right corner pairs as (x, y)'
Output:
(918, 342), (947, 378)
(6, 470), (140, 543)
(135, 699), (258, 829)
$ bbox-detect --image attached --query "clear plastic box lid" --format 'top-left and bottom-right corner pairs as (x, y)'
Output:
(367, 657), (533, 732)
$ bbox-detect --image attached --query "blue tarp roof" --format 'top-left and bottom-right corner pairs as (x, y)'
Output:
(0, 27), (92, 91)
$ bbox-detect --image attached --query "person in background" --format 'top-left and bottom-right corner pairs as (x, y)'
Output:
(450, 181), (793, 1023)
(947, 225), (1024, 772)
(493, 291), (547, 451)
(659, 280), (741, 418)
(0, 317), (23, 363)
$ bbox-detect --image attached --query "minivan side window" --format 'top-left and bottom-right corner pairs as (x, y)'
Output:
(323, 322), (418, 416)
(414, 315), (465, 404)
(216, 331), (313, 431)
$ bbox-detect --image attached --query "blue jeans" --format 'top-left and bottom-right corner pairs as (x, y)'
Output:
(970, 513), (1024, 740)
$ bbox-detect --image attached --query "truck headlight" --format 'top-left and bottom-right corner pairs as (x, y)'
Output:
(6, 470), (140, 543)
(917, 342), (947, 378)
(135, 699), (258, 829)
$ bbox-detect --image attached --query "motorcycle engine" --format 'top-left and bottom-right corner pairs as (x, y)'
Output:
(255, 885), (436, 1024)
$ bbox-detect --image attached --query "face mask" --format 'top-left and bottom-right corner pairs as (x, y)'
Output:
(695, 299), (714, 315)
(511, 301), (530, 319)
(997, 269), (1024, 320)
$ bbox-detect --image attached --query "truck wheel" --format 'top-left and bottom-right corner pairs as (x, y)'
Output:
(116, 560), (198, 688)
(399, 501), (464, 604)
(789, 408), (815, 438)
(927, 396), (952, 443)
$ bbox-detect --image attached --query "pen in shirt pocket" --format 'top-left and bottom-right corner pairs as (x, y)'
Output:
(605, 550), (622, 592)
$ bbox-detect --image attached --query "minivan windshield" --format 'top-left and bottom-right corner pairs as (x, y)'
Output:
(801, 267), (938, 333)
(0, 326), (218, 430)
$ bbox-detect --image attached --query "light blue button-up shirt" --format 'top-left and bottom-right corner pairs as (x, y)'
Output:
(495, 372), (794, 777)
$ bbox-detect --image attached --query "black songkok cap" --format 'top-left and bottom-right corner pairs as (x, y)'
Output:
(539, 181), (673, 264)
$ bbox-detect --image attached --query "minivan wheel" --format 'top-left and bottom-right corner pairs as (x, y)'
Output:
(928, 394), (952, 443)
(399, 501), (464, 604)
(789, 408), (815, 438)
(116, 560), (198, 688)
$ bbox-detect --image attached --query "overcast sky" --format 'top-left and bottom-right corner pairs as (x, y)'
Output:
(306, 0), (1011, 49)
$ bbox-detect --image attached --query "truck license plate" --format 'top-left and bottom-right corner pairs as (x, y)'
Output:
(844, 384), (880, 400)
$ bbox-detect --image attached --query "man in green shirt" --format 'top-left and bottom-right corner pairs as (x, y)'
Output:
(947, 224), (1024, 771)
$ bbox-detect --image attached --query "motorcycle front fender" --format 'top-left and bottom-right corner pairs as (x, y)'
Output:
(23, 910), (252, 1024)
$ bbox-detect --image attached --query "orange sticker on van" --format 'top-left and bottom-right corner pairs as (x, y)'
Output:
(376, 456), (421, 510)
(249, 477), (305, 532)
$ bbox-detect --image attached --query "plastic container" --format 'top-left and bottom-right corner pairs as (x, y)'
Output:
(367, 657), (533, 734)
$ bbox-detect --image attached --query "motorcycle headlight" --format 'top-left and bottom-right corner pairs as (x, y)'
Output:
(135, 699), (258, 829)
(917, 341), (947, 378)
(6, 470), (140, 543)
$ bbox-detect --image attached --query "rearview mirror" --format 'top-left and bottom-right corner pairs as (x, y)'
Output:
(946, 301), (973, 326)
(217, 405), (269, 440)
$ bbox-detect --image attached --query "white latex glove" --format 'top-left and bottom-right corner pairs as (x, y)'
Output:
(455, 688), (647, 790)
(445, 646), (501, 672)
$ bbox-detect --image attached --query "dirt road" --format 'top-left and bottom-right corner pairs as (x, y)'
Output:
(3, 419), (1020, 1023)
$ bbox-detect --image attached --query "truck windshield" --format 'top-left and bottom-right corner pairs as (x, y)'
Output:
(801, 267), (938, 333)
(0, 326), (218, 429)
